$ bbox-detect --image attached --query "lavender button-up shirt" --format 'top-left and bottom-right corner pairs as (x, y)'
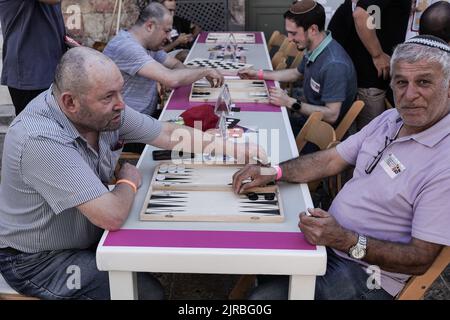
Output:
(330, 108), (450, 297)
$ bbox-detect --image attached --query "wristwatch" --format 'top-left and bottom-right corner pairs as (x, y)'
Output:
(348, 234), (367, 260)
(291, 100), (302, 111)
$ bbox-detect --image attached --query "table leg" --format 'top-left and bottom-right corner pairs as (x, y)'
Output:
(288, 275), (316, 300)
(108, 271), (138, 300)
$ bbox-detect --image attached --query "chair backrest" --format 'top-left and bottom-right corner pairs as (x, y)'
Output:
(271, 51), (287, 69)
(397, 246), (450, 300)
(296, 112), (337, 193)
(295, 111), (324, 152)
(267, 31), (287, 57)
(281, 42), (301, 68)
(335, 100), (365, 141)
(274, 59), (287, 71)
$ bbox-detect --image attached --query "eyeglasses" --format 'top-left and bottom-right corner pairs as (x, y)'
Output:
(365, 125), (403, 174)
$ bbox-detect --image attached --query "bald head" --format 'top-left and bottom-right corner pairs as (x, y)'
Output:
(135, 2), (170, 26)
(419, 1), (450, 43)
(54, 47), (118, 97)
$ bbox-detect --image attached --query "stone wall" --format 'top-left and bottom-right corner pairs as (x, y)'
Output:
(61, 0), (245, 47)
(61, 0), (140, 47)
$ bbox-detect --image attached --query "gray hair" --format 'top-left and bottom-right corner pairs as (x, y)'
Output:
(136, 2), (169, 25)
(390, 43), (450, 86)
(54, 47), (116, 96)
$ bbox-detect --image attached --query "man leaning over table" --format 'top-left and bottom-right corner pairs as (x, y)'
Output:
(0, 47), (266, 300)
(238, 0), (357, 139)
(232, 35), (450, 300)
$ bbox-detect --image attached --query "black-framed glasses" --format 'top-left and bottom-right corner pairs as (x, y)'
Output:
(365, 125), (403, 174)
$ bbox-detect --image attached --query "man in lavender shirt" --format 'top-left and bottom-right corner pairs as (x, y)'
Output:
(232, 35), (450, 300)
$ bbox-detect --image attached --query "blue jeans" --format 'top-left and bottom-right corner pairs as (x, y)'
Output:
(249, 248), (394, 300)
(0, 247), (164, 300)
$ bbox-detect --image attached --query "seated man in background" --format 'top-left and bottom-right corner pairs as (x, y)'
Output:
(0, 47), (266, 300)
(239, 0), (357, 139)
(103, 2), (219, 119)
(104, 2), (219, 153)
(155, 0), (202, 61)
(232, 35), (450, 300)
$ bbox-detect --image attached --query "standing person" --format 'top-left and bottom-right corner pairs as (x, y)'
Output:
(0, 0), (67, 115)
(328, 0), (412, 130)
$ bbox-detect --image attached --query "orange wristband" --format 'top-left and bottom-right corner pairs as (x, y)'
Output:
(116, 179), (137, 193)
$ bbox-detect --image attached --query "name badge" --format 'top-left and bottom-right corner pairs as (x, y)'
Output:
(380, 153), (405, 179)
(310, 78), (320, 93)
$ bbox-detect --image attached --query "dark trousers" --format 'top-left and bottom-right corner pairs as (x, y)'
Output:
(8, 87), (47, 116)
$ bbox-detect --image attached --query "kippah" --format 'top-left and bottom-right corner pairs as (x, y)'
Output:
(289, 0), (317, 15)
(405, 35), (450, 53)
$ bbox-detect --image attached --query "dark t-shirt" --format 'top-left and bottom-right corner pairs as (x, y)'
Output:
(0, 0), (66, 90)
(328, 0), (411, 89)
(171, 15), (194, 50)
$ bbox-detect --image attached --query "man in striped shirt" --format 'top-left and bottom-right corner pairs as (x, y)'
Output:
(0, 47), (266, 299)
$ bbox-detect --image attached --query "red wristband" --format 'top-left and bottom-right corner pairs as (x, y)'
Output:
(273, 165), (282, 181)
(257, 69), (264, 80)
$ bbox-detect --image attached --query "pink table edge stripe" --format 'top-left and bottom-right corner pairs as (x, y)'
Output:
(166, 80), (280, 113)
(104, 229), (316, 250)
(197, 32), (263, 44)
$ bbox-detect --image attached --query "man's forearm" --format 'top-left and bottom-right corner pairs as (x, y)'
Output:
(263, 68), (301, 82)
(296, 101), (340, 124)
(330, 231), (443, 275)
(167, 68), (213, 87)
(362, 238), (442, 275)
(280, 148), (349, 183)
(353, 7), (384, 58)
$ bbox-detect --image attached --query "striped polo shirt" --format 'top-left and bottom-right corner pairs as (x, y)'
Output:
(0, 88), (162, 253)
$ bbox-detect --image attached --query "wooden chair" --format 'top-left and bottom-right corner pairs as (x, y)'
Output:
(295, 111), (325, 152)
(274, 59), (287, 71)
(335, 100), (365, 141)
(281, 42), (301, 68)
(271, 51), (287, 70)
(397, 246), (450, 300)
(267, 31), (287, 57)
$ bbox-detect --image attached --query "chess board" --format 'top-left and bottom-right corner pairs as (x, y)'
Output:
(189, 79), (270, 103)
(140, 163), (284, 222)
(185, 58), (252, 76)
(206, 32), (256, 44)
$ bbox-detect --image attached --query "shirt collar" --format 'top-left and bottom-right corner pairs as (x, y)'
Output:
(45, 86), (82, 140)
(305, 31), (332, 63)
(387, 109), (450, 148)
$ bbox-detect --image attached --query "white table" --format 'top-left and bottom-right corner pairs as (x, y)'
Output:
(96, 32), (327, 300)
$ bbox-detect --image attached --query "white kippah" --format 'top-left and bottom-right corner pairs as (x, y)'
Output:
(405, 35), (450, 53)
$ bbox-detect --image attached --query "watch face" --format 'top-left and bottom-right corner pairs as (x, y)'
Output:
(351, 247), (366, 259)
(292, 102), (301, 111)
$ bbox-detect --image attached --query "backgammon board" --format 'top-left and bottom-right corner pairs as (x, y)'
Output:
(185, 58), (252, 76)
(205, 32), (256, 44)
(189, 79), (270, 103)
(139, 163), (284, 223)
